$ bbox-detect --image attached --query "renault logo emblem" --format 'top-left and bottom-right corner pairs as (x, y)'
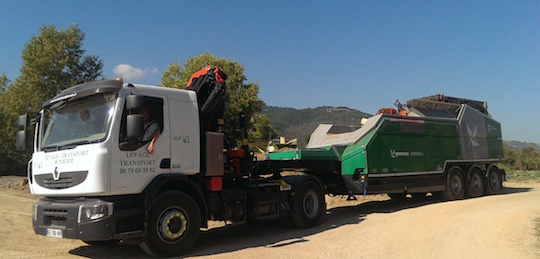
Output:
(53, 167), (61, 181)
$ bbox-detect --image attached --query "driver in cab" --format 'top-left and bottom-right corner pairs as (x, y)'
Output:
(140, 107), (160, 154)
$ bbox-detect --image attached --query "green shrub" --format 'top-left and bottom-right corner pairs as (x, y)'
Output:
(505, 170), (540, 181)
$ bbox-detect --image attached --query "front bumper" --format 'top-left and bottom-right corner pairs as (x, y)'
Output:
(33, 198), (115, 241)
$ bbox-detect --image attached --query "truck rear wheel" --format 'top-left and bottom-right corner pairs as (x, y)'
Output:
(290, 180), (325, 228)
(467, 167), (484, 198)
(140, 191), (201, 257)
(442, 166), (465, 200)
(485, 165), (503, 195)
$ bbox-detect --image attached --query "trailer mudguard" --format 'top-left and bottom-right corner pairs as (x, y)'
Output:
(282, 174), (324, 193)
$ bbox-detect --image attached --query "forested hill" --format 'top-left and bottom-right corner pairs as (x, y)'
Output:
(261, 105), (371, 146)
(505, 140), (540, 152)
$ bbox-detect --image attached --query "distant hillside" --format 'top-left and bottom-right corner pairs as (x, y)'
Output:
(261, 106), (371, 146)
(504, 140), (540, 152)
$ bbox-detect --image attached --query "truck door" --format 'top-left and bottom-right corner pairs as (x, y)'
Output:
(110, 94), (171, 195)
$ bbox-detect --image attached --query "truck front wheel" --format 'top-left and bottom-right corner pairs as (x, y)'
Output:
(140, 191), (201, 257)
(442, 166), (465, 201)
(290, 180), (326, 228)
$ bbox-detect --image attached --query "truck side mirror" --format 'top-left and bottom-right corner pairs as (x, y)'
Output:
(126, 114), (144, 140)
(15, 112), (39, 153)
(126, 95), (144, 112)
(15, 130), (27, 152)
(17, 114), (27, 128)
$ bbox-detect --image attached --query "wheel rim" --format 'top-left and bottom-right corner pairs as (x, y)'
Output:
(471, 173), (482, 192)
(489, 171), (501, 190)
(303, 190), (319, 218)
(157, 206), (188, 243)
(451, 174), (463, 194)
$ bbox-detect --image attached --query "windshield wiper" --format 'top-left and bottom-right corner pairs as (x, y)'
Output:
(59, 140), (91, 150)
(43, 140), (101, 152)
(42, 145), (60, 152)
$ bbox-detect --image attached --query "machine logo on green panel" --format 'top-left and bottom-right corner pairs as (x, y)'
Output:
(466, 124), (480, 147)
(389, 149), (424, 159)
(487, 123), (499, 133)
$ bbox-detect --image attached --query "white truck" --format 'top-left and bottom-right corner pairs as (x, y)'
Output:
(16, 67), (326, 257)
(15, 66), (505, 257)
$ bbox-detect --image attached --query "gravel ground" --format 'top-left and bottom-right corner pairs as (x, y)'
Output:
(1, 176), (539, 258)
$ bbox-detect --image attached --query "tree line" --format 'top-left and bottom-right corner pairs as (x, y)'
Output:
(502, 145), (540, 171)
(0, 24), (275, 175)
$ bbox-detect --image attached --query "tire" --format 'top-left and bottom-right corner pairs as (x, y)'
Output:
(140, 191), (201, 257)
(485, 165), (503, 195)
(442, 166), (465, 201)
(289, 180), (326, 228)
(467, 167), (484, 198)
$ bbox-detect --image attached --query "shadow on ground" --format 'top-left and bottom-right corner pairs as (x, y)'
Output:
(68, 185), (530, 258)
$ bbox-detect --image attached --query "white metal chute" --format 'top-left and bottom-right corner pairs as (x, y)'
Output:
(306, 114), (382, 148)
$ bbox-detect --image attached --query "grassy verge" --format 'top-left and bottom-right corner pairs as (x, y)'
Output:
(504, 170), (540, 182)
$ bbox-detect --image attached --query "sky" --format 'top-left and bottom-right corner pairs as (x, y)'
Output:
(1, 1), (539, 143)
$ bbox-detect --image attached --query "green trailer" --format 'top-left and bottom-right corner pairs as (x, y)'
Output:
(262, 94), (505, 200)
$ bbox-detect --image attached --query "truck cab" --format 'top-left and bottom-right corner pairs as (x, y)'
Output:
(26, 80), (203, 196)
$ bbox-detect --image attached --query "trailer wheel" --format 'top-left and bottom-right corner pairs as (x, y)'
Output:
(467, 167), (484, 198)
(290, 180), (326, 228)
(442, 166), (465, 200)
(485, 165), (503, 195)
(140, 191), (201, 257)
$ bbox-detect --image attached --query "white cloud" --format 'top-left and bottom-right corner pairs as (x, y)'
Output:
(113, 64), (159, 82)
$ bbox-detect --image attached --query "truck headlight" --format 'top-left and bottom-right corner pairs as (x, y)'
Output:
(78, 202), (113, 223)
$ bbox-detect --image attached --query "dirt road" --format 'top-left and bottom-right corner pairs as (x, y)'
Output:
(1, 177), (538, 258)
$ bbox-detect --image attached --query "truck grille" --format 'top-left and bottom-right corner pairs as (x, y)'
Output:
(43, 208), (69, 227)
(35, 171), (88, 189)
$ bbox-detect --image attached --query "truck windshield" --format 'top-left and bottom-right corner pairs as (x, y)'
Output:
(41, 93), (117, 150)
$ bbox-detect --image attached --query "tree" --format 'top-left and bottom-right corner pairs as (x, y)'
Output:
(251, 113), (278, 150)
(0, 24), (103, 175)
(516, 146), (540, 171)
(0, 73), (8, 91)
(11, 24), (103, 113)
(161, 53), (275, 149)
(502, 144), (516, 168)
(160, 60), (182, 88)
(0, 73), (10, 172)
(501, 144), (540, 172)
